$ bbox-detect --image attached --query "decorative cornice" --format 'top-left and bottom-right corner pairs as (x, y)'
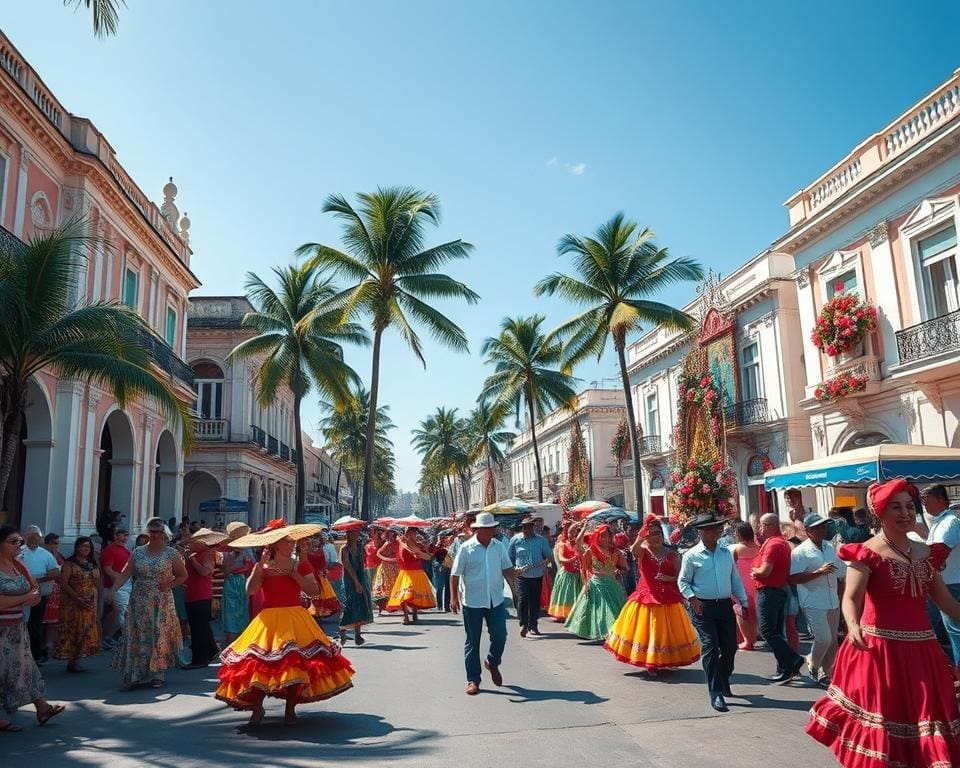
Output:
(867, 221), (889, 247)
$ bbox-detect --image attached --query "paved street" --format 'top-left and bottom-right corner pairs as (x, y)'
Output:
(10, 611), (835, 768)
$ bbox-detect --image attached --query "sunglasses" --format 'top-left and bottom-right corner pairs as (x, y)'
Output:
(5, 537), (24, 546)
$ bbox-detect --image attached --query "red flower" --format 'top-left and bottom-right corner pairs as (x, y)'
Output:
(265, 519), (286, 530)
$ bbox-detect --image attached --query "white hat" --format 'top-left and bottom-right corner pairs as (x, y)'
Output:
(470, 512), (499, 529)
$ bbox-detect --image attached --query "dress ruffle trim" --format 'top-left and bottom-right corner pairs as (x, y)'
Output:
(216, 649), (354, 709)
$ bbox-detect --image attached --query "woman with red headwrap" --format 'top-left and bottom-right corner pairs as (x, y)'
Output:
(548, 522), (582, 621)
(564, 523), (627, 640)
(807, 478), (960, 767)
(605, 514), (700, 674)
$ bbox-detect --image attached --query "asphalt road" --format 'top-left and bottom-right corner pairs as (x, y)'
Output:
(8, 611), (836, 767)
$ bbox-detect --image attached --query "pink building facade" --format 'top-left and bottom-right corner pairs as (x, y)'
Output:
(0, 31), (200, 537)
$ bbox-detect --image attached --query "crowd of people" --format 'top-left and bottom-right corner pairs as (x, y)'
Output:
(2, 479), (960, 766)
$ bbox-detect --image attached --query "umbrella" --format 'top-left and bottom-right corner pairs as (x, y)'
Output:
(331, 515), (365, 531)
(568, 500), (611, 520)
(585, 507), (630, 528)
(392, 515), (432, 529)
(371, 517), (395, 528)
(482, 498), (533, 515)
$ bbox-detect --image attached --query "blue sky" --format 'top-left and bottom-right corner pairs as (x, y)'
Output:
(5, 1), (960, 491)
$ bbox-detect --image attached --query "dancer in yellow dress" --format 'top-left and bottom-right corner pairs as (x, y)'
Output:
(387, 528), (436, 624)
(605, 514), (700, 674)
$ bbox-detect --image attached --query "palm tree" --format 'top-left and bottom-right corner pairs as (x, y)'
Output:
(466, 400), (515, 505)
(66, 0), (125, 37)
(297, 187), (479, 520)
(534, 212), (704, 513)
(412, 407), (470, 512)
(0, 221), (192, 502)
(479, 316), (578, 503)
(229, 264), (368, 522)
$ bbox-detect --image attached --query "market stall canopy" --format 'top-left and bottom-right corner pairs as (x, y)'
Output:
(482, 498), (533, 515)
(764, 444), (960, 490)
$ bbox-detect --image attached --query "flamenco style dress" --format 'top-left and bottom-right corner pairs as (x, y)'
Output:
(371, 543), (400, 605)
(605, 549), (700, 670)
(807, 543), (960, 767)
(306, 551), (342, 619)
(564, 551), (627, 641)
(216, 561), (354, 709)
(387, 546), (437, 612)
(548, 541), (582, 621)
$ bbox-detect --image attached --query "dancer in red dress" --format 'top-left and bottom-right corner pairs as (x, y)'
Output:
(807, 478), (960, 767)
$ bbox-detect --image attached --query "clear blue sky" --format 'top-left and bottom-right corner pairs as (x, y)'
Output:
(5, 1), (960, 491)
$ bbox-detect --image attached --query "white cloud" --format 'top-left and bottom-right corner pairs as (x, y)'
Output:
(566, 162), (587, 176)
(545, 156), (558, 167)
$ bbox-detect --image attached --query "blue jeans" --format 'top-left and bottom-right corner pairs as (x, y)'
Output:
(757, 586), (803, 674)
(433, 564), (451, 611)
(462, 602), (507, 684)
(941, 582), (960, 666)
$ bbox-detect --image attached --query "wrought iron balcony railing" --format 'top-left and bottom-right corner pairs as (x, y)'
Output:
(896, 309), (960, 365)
(724, 398), (769, 428)
(280, 442), (290, 461)
(251, 425), (267, 448)
(132, 324), (195, 388)
(638, 435), (661, 455)
(267, 436), (279, 455)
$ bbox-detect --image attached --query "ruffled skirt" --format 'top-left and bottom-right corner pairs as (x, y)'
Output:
(548, 570), (582, 620)
(564, 574), (626, 640)
(309, 576), (342, 619)
(372, 562), (400, 603)
(216, 606), (354, 709)
(807, 629), (960, 767)
(605, 599), (700, 669)
(386, 568), (436, 611)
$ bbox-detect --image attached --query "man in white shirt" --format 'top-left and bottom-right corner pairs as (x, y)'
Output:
(451, 512), (516, 696)
(789, 513), (846, 687)
(20, 525), (60, 663)
(923, 484), (960, 665)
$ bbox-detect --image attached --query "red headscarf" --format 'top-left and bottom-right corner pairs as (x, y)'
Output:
(589, 524), (611, 564)
(638, 513), (659, 538)
(867, 478), (909, 516)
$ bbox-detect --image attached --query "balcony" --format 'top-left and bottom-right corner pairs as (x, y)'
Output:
(193, 418), (228, 441)
(267, 436), (279, 455)
(724, 398), (769, 428)
(896, 310), (960, 365)
(251, 425), (267, 449)
(280, 442), (290, 461)
(638, 435), (661, 456)
(132, 324), (194, 388)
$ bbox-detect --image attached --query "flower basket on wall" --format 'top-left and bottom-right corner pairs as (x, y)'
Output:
(669, 459), (738, 519)
(810, 290), (878, 357)
(813, 371), (869, 403)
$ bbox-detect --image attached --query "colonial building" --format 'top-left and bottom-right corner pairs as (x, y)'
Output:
(183, 297), (297, 527)
(0, 30), (199, 537)
(468, 460), (512, 510)
(773, 67), (960, 510)
(506, 389), (626, 506)
(624, 255), (813, 519)
(302, 432), (343, 525)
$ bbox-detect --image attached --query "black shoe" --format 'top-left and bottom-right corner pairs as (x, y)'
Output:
(767, 671), (792, 683)
(722, 685), (733, 697)
(529, 627), (541, 636)
(710, 695), (728, 712)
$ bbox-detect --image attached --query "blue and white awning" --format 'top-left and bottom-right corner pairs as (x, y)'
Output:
(764, 444), (960, 490)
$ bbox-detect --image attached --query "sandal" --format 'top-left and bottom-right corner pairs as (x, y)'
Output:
(37, 704), (65, 727)
(0, 720), (23, 733)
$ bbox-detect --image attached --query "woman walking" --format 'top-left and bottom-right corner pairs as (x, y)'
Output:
(548, 522), (582, 621)
(807, 478), (960, 766)
(108, 518), (188, 690)
(0, 525), (65, 730)
(387, 528), (437, 624)
(182, 529), (227, 669)
(53, 537), (101, 672)
(221, 523), (255, 644)
(372, 529), (401, 614)
(216, 520), (354, 732)
(305, 536), (342, 620)
(364, 528), (383, 589)
(729, 522), (760, 650)
(605, 515), (700, 674)
(564, 524), (627, 641)
(338, 529), (373, 645)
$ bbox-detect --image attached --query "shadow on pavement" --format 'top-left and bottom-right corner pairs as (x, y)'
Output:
(349, 644), (429, 652)
(729, 693), (816, 712)
(483, 684), (609, 705)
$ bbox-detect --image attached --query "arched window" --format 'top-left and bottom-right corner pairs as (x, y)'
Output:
(650, 473), (665, 490)
(745, 454), (775, 519)
(192, 361), (224, 420)
(747, 455), (767, 479)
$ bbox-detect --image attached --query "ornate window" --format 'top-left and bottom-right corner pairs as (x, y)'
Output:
(900, 196), (960, 323)
(192, 361), (224, 420)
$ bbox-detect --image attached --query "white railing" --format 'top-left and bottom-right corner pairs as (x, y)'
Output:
(193, 419), (228, 440)
(809, 157), (862, 211)
(886, 82), (960, 158)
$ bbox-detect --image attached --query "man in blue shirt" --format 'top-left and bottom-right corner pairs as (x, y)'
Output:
(507, 516), (554, 637)
(678, 512), (749, 713)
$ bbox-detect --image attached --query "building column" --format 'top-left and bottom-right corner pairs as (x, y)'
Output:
(13, 146), (30, 238)
(104, 229), (116, 300)
(795, 269), (821, 400)
(47, 381), (84, 537)
(867, 223), (901, 375)
(148, 271), (159, 330)
(79, 389), (102, 528)
(137, 415), (155, 530)
(91, 215), (104, 302)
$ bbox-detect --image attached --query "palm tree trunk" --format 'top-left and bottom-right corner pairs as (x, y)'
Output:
(0, 380), (25, 505)
(293, 392), (305, 523)
(446, 474), (456, 513)
(335, 460), (342, 512)
(360, 327), (383, 522)
(526, 392), (545, 504)
(616, 341), (644, 514)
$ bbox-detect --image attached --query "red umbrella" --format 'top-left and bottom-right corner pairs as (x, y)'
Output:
(568, 500), (611, 520)
(392, 515), (432, 529)
(331, 515), (365, 531)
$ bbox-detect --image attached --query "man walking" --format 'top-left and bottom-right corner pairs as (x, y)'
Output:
(20, 525), (60, 663)
(678, 512), (748, 713)
(752, 513), (805, 683)
(451, 512), (516, 696)
(924, 484), (960, 665)
(789, 513), (845, 687)
(507, 516), (553, 637)
(100, 528), (132, 648)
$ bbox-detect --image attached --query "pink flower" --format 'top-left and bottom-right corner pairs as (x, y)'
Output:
(701, 483), (711, 493)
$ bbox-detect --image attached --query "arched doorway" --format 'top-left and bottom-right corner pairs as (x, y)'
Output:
(745, 455), (776, 521)
(154, 431), (179, 522)
(1, 378), (53, 529)
(96, 410), (136, 531)
(842, 431), (892, 451)
(648, 473), (666, 518)
(182, 471), (221, 524)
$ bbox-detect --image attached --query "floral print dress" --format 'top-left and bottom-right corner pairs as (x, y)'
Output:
(53, 560), (101, 660)
(113, 546), (183, 686)
(0, 568), (45, 712)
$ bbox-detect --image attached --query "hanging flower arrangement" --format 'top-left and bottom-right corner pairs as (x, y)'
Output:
(669, 459), (738, 518)
(814, 371), (869, 403)
(674, 372), (724, 449)
(562, 421), (590, 510)
(810, 289), (878, 357)
(611, 418), (631, 477)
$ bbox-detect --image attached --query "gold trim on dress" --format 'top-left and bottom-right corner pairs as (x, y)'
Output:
(825, 687), (960, 738)
(810, 711), (955, 768)
(862, 625), (937, 642)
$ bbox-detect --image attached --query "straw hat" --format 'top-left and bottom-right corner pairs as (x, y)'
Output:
(190, 527), (229, 546)
(228, 519), (326, 548)
(226, 521), (251, 540)
(331, 515), (366, 531)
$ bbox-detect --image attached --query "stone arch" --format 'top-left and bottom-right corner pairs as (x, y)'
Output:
(830, 415), (900, 456)
(96, 408), (137, 529)
(3, 377), (54, 530)
(182, 470), (222, 523)
(153, 430), (179, 521)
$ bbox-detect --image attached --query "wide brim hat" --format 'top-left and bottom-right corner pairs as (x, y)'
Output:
(519, 515), (537, 526)
(331, 515), (366, 532)
(689, 512), (734, 530)
(470, 512), (499, 529)
(190, 527), (229, 546)
(229, 520), (326, 548)
(226, 522), (251, 540)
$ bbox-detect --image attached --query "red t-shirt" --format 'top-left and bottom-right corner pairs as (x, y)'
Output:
(262, 561), (314, 609)
(754, 535), (792, 588)
(184, 549), (215, 602)
(100, 543), (131, 589)
(364, 541), (380, 569)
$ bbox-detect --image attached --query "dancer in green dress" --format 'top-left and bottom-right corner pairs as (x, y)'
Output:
(339, 529), (373, 645)
(564, 523), (627, 641)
